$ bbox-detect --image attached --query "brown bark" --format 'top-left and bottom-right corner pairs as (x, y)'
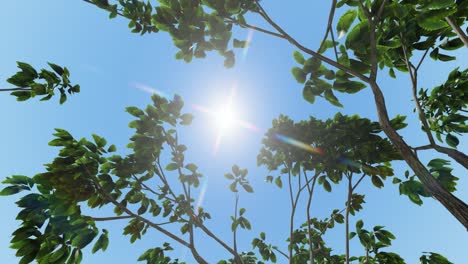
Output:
(433, 145), (468, 169)
(369, 82), (468, 229)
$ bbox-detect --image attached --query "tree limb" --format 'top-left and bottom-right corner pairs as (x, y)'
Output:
(85, 215), (134, 221)
(445, 16), (468, 47)
(254, 0), (370, 83)
(0, 88), (31, 92)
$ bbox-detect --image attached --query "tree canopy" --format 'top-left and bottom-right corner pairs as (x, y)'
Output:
(1, 0), (466, 263)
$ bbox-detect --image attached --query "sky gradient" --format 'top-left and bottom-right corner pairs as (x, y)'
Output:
(0, 1), (467, 263)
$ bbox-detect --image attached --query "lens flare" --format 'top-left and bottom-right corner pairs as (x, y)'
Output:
(274, 133), (325, 155)
(241, 29), (255, 62)
(132, 82), (169, 98)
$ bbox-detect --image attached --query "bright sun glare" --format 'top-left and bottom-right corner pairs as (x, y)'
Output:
(214, 105), (237, 132)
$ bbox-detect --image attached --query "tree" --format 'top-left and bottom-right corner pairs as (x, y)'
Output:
(0, 94), (457, 263)
(80, 0), (468, 228)
(1, 0), (466, 263)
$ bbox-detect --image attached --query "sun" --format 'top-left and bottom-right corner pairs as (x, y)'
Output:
(213, 104), (237, 132)
(191, 84), (261, 153)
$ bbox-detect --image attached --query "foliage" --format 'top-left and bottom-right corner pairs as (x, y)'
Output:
(3, 62), (80, 103)
(2, 0), (467, 263)
(1, 94), (455, 263)
(418, 68), (467, 148)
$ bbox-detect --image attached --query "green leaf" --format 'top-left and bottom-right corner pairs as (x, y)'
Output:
(437, 53), (456, 61)
(333, 80), (366, 94)
(185, 163), (198, 172)
(233, 39), (249, 48)
(92, 231), (109, 253)
(275, 176), (283, 188)
(356, 219), (364, 230)
(72, 229), (97, 249)
(323, 179), (332, 192)
(107, 144), (117, 152)
(392, 178), (401, 184)
(293, 51), (305, 64)
(302, 85), (315, 104)
(165, 163), (179, 171)
(337, 10), (357, 35)
(126, 106), (145, 117)
(371, 176), (384, 188)
(239, 208), (246, 215)
(229, 182), (238, 192)
(291, 67), (306, 84)
(2, 175), (34, 187)
(48, 62), (64, 76)
(242, 184), (254, 193)
(417, 16), (448, 31)
(324, 90), (343, 107)
(92, 134), (107, 148)
(180, 113), (194, 125)
(0, 185), (29, 196)
(59, 93), (67, 104)
(445, 134), (459, 147)
(423, 0), (454, 9)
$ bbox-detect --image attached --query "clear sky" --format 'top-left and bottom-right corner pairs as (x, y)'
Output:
(0, 1), (466, 263)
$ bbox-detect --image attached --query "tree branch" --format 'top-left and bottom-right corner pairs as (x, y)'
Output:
(82, 165), (193, 249)
(352, 174), (367, 192)
(401, 42), (468, 169)
(85, 215), (134, 221)
(232, 193), (242, 264)
(415, 48), (430, 72)
(317, 0), (338, 61)
(401, 39), (437, 147)
(0, 88), (31, 92)
(254, 0), (369, 83)
(445, 16), (468, 47)
(358, 0), (378, 81)
(195, 221), (242, 261)
(273, 246), (290, 260)
(345, 174), (352, 264)
(359, 1), (468, 228)
(224, 17), (287, 39)
(305, 170), (318, 264)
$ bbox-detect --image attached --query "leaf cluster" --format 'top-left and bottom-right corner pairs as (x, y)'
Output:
(7, 62), (80, 103)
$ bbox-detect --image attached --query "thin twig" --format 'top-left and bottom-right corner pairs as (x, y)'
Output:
(412, 144), (433, 152)
(82, 165), (192, 249)
(254, 0), (369, 83)
(225, 17), (286, 39)
(273, 247), (290, 260)
(400, 37), (437, 146)
(233, 193), (240, 260)
(345, 174), (353, 264)
(0, 88), (31, 92)
(86, 215), (133, 221)
(305, 170), (318, 264)
(317, 0), (337, 56)
(351, 174), (366, 192)
(415, 48), (430, 72)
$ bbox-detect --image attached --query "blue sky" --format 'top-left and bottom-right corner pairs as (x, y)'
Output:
(0, 1), (466, 263)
